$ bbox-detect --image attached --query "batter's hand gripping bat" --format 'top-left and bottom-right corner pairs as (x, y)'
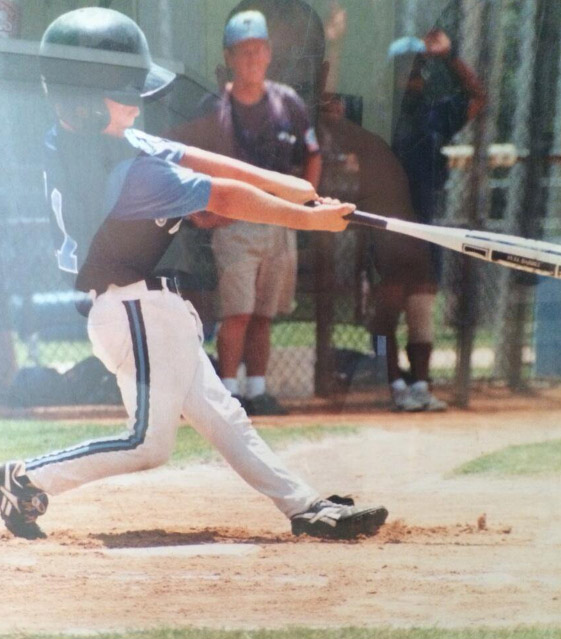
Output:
(345, 210), (561, 279)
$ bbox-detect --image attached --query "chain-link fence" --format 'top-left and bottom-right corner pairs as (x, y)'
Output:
(1, 0), (561, 408)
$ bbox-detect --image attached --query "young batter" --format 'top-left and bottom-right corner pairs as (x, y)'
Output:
(0, 8), (388, 541)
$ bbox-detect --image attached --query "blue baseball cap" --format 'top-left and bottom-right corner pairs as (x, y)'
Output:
(223, 10), (269, 49)
(387, 36), (427, 59)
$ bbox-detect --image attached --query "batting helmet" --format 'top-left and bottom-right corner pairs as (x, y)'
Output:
(40, 7), (175, 131)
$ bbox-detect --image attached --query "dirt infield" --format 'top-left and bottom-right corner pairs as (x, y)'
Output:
(2, 392), (561, 635)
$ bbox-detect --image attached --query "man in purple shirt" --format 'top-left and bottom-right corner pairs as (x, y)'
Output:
(172, 10), (322, 416)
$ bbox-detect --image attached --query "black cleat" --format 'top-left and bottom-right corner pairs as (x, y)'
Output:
(291, 498), (388, 540)
(1, 462), (48, 540)
(245, 393), (288, 416)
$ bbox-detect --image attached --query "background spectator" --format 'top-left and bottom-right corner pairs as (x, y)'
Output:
(235, 0), (444, 411)
(383, 28), (486, 410)
(170, 9), (321, 415)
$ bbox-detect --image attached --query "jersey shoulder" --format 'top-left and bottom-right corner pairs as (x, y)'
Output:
(125, 129), (187, 164)
(266, 80), (305, 108)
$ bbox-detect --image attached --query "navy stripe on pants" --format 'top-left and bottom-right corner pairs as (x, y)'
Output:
(26, 300), (150, 471)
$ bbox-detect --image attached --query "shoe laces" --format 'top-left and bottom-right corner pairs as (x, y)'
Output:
(306, 499), (353, 524)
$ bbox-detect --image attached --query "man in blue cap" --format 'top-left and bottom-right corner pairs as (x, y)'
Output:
(172, 9), (322, 416)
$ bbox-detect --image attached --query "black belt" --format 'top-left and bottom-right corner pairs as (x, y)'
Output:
(83, 277), (184, 308)
(145, 276), (182, 296)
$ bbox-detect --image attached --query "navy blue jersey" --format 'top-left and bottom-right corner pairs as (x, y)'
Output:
(392, 92), (469, 223)
(43, 126), (211, 294)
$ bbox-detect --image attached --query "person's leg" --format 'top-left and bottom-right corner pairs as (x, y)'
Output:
(182, 344), (389, 537)
(217, 313), (251, 395)
(2, 287), (199, 538)
(243, 314), (278, 407)
(182, 345), (318, 518)
(242, 228), (295, 414)
(243, 314), (287, 413)
(212, 229), (261, 397)
(27, 288), (200, 497)
(405, 291), (435, 382)
(370, 282), (425, 411)
(370, 283), (404, 383)
(25, 291), (195, 495)
(243, 314), (271, 379)
(404, 292), (447, 411)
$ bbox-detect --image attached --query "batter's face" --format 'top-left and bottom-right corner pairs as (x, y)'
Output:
(103, 98), (140, 137)
(225, 38), (272, 86)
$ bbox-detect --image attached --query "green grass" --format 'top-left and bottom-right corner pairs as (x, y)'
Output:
(454, 439), (561, 476)
(0, 420), (359, 465)
(170, 423), (358, 464)
(0, 420), (123, 461)
(1, 625), (560, 639)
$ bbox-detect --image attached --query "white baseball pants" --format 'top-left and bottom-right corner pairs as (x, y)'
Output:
(25, 281), (318, 518)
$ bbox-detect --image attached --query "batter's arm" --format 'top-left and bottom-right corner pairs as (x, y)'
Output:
(205, 178), (352, 232)
(179, 146), (318, 204)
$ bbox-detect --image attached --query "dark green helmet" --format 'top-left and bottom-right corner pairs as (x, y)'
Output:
(40, 7), (175, 130)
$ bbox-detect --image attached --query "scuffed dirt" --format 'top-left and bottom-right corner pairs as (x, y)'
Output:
(1, 395), (561, 634)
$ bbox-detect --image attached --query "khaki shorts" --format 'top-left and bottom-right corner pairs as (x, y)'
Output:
(212, 222), (297, 319)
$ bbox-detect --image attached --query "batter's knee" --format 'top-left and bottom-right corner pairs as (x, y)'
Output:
(134, 442), (172, 471)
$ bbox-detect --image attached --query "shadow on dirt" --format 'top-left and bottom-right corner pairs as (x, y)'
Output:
(91, 527), (301, 548)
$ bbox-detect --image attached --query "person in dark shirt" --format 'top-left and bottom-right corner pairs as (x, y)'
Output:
(374, 28), (486, 411)
(391, 29), (486, 227)
(227, 0), (443, 411)
(0, 7), (388, 541)
(171, 10), (322, 416)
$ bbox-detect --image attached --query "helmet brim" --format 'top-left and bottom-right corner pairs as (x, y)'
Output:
(142, 61), (176, 101)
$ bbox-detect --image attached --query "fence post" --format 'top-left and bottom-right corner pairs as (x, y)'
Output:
(0, 0), (21, 400)
(314, 232), (336, 396)
(0, 263), (17, 396)
(453, 0), (488, 405)
(494, 0), (558, 388)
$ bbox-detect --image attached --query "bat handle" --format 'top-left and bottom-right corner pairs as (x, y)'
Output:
(344, 210), (388, 229)
(305, 202), (387, 229)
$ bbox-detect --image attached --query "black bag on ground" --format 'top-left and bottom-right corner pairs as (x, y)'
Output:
(8, 366), (70, 407)
(63, 356), (121, 405)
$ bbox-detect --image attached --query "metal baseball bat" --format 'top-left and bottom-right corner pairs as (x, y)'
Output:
(344, 210), (561, 279)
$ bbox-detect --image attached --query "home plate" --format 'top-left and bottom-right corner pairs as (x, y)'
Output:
(105, 543), (259, 558)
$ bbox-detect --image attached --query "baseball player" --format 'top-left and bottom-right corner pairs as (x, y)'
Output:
(0, 8), (388, 541)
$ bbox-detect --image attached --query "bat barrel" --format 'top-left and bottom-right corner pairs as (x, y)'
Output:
(345, 209), (561, 279)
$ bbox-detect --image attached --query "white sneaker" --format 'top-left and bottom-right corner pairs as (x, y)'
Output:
(390, 379), (425, 411)
(409, 381), (448, 412)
